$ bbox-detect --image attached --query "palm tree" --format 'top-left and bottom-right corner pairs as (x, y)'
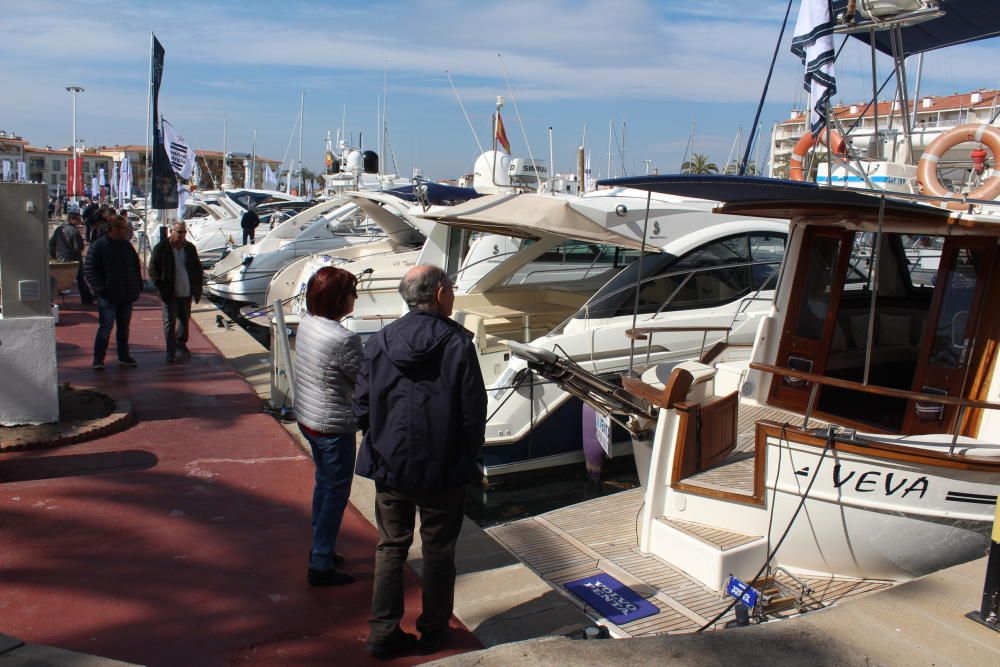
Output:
(724, 160), (758, 176)
(681, 153), (718, 175)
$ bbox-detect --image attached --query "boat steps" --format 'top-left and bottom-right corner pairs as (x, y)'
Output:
(648, 516), (767, 592)
(486, 488), (891, 638)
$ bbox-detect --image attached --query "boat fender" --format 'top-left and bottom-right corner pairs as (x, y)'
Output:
(789, 129), (847, 182)
(917, 123), (1000, 210)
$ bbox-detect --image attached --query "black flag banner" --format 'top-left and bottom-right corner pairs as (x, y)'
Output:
(151, 35), (178, 209)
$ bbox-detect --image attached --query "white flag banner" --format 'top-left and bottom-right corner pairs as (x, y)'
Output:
(285, 169), (292, 193)
(224, 162), (233, 187)
(17, 161), (26, 182)
(264, 164), (277, 189)
(118, 156), (132, 205)
(192, 161), (201, 188)
(91, 176), (99, 197)
(791, 0), (837, 135)
(161, 118), (195, 180)
(2, 160), (10, 181)
(111, 162), (119, 198)
(99, 167), (106, 186)
(177, 184), (190, 217)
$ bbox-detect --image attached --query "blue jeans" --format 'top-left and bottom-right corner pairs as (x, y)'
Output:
(94, 298), (134, 362)
(301, 429), (356, 571)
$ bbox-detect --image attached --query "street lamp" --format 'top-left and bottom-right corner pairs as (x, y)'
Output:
(66, 85), (84, 205)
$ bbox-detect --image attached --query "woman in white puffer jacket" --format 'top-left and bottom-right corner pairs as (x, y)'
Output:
(293, 266), (362, 587)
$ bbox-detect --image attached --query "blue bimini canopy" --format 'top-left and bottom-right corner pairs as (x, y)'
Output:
(385, 183), (480, 206)
(833, 0), (1000, 57)
(598, 174), (951, 223)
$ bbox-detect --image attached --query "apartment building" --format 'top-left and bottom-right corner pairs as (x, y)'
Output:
(769, 89), (1000, 178)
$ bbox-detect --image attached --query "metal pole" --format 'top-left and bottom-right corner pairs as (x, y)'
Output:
(627, 190), (653, 375)
(66, 86), (84, 205)
(967, 494), (1000, 631)
(870, 31), (880, 161)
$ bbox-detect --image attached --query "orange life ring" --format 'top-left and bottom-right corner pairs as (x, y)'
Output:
(789, 129), (847, 181)
(917, 123), (1000, 210)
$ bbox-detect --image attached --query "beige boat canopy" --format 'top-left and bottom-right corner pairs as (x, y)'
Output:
(418, 193), (671, 252)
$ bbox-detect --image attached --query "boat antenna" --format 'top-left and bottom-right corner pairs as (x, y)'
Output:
(497, 52), (540, 183)
(445, 70), (485, 154)
(739, 0), (794, 175)
(607, 120), (614, 179)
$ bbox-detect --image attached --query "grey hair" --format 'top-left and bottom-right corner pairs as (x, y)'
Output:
(399, 265), (450, 309)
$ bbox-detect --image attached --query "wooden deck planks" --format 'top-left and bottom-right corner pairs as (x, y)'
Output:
(486, 486), (889, 638)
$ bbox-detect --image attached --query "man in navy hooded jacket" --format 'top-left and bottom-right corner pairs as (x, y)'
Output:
(354, 264), (486, 659)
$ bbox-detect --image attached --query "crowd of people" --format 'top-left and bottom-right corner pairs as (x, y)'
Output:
(49, 206), (487, 658)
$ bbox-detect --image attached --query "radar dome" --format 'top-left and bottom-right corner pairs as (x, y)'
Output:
(472, 150), (513, 194)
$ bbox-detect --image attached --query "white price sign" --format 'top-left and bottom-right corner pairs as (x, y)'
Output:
(595, 410), (611, 457)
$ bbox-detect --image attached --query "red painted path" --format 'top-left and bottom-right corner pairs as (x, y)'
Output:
(0, 292), (480, 665)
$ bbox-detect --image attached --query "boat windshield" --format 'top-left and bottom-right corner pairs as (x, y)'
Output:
(572, 232), (785, 319)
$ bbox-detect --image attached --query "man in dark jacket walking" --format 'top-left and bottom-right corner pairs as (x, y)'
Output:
(149, 221), (204, 363)
(84, 214), (143, 369)
(354, 265), (487, 659)
(240, 205), (260, 245)
(49, 212), (93, 303)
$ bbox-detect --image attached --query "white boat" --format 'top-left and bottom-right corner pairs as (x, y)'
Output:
(422, 189), (788, 478)
(204, 197), (394, 304)
(184, 189), (302, 266)
(536, 173), (1000, 588)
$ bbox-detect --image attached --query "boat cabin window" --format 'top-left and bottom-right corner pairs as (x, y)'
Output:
(770, 227), (994, 434)
(574, 232), (786, 319)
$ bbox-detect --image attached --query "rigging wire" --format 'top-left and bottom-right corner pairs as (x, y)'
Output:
(445, 70), (485, 155)
(696, 426), (835, 632)
(740, 0), (794, 175)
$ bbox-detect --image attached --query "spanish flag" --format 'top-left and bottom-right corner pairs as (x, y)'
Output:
(496, 111), (511, 154)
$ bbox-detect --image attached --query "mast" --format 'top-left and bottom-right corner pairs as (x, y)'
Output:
(144, 33), (152, 206)
(250, 128), (256, 189)
(298, 91), (304, 195)
(222, 113), (228, 187)
(548, 126), (555, 195)
(607, 120), (613, 180)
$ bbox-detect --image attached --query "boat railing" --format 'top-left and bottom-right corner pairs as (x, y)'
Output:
(626, 325), (732, 368)
(749, 362), (1000, 454)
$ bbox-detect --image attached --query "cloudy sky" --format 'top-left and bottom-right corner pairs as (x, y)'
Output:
(1, 0), (996, 180)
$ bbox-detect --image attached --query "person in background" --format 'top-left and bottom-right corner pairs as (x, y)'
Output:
(149, 222), (203, 363)
(47, 196), (55, 220)
(49, 211), (93, 304)
(81, 198), (98, 239)
(84, 214), (142, 369)
(292, 267), (362, 587)
(354, 265), (487, 659)
(240, 204), (260, 245)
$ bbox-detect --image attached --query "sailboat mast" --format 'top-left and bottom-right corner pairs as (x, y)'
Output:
(250, 128), (256, 189)
(607, 120), (613, 180)
(223, 113), (228, 188)
(298, 91), (304, 195)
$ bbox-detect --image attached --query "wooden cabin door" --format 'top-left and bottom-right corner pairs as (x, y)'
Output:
(903, 237), (995, 435)
(769, 227), (855, 412)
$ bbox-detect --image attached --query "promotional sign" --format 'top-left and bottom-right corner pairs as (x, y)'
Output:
(564, 574), (658, 625)
(118, 156), (132, 205)
(99, 167), (106, 186)
(150, 35), (178, 209)
(67, 158), (78, 195)
(1, 160), (9, 181)
(91, 176), (99, 198)
(725, 575), (760, 609)
(162, 118), (194, 180)
(17, 160), (26, 182)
